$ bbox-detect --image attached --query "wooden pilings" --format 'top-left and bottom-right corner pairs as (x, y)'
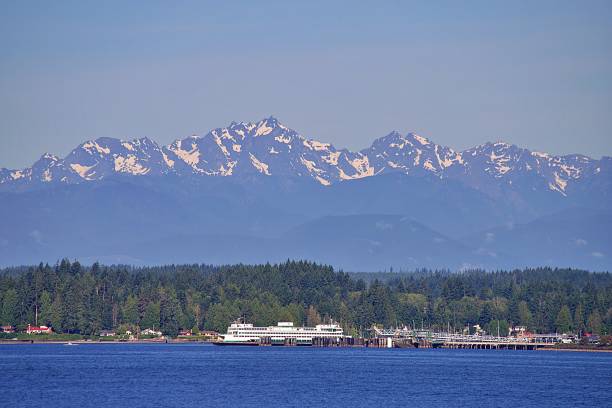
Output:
(312, 337), (361, 347)
(442, 342), (540, 350)
(252, 336), (545, 349)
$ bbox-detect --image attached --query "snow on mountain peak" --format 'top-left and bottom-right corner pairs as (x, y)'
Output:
(81, 140), (111, 155)
(41, 153), (59, 161)
(411, 133), (431, 146)
(0, 117), (604, 196)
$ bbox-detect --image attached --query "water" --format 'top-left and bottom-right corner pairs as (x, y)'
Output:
(0, 344), (610, 407)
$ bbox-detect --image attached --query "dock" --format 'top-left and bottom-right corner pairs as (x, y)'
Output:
(370, 327), (561, 350)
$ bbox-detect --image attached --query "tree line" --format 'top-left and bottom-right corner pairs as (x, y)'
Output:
(0, 260), (610, 337)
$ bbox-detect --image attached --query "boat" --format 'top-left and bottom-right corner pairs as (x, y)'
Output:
(64, 342), (79, 346)
(213, 319), (348, 346)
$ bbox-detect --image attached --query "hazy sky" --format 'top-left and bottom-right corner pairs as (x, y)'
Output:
(1, 1), (611, 168)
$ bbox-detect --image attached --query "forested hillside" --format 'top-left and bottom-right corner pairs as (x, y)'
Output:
(1, 260), (610, 336)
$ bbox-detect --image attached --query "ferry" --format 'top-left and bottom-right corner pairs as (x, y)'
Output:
(214, 320), (347, 346)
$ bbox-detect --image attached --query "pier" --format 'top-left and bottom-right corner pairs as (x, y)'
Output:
(370, 327), (560, 350)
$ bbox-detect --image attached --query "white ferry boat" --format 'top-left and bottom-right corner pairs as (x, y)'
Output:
(214, 320), (347, 346)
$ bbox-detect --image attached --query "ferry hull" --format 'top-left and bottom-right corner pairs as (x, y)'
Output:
(212, 341), (259, 346)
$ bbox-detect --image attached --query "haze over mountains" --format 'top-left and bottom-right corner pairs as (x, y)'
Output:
(1, 117), (610, 270)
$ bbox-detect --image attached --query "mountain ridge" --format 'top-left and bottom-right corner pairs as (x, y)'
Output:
(1, 117), (610, 270)
(1, 117), (608, 200)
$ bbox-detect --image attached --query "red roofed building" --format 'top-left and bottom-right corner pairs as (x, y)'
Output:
(26, 324), (53, 334)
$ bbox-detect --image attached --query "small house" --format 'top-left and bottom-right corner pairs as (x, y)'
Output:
(510, 326), (527, 337)
(141, 328), (162, 337)
(0, 325), (15, 333)
(25, 324), (52, 334)
(99, 330), (116, 337)
(200, 330), (219, 340)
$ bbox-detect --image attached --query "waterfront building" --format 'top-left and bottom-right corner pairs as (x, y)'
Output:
(25, 324), (52, 334)
(141, 328), (162, 337)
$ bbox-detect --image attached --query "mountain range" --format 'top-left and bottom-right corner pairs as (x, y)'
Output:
(1, 117), (610, 270)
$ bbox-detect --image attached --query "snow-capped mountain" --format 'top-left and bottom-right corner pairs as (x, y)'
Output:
(0, 116), (608, 201)
(1, 117), (610, 270)
(453, 142), (601, 197)
(162, 117), (372, 184)
(366, 131), (463, 176)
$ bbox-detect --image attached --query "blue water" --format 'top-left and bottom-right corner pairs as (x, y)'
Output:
(0, 344), (610, 407)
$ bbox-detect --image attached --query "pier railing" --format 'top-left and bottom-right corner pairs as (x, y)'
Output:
(370, 326), (563, 349)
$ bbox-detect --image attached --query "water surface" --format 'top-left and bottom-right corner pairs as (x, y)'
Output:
(0, 344), (610, 407)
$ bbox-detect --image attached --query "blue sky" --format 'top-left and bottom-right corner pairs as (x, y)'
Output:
(1, 0), (611, 168)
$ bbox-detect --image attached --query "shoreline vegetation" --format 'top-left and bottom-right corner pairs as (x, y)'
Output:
(1, 260), (610, 348)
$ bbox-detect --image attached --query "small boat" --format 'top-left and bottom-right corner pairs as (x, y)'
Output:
(64, 342), (79, 346)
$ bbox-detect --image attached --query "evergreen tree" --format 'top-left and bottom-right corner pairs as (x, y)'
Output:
(573, 303), (585, 333)
(205, 302), (239, 333)
(518, 301), (532, 329)
(159, 288), (182, 336)
(49, 295), (64, 332)
(306, 305), (321, 326)
(0, 262), (610, 336)
(555, 305), (573, 334)
(1, 288), (18, 325)
(587, 310), (602, 334)
(123, 295), (139, 326)
(38, 291), (52, 326)
(486, 319), (509, 336)
(141, 302), (160, 330)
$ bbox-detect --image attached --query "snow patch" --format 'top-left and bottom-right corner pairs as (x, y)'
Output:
(553, 172), (568, 191)
(300, 157), (323, 175)
(532, 151), (550, 159)
(219, 160), (237, 176)
(249, 153), (271, 175)
(303, 139), (330, 151)
(497, 164), (511, 175)
(114, 155), (150, 175)
(413, 134), (430, 145)
(83, 141), (111, 155)
(275, 135), (292, 144)
(10, 170), (25, 180)
(435, 146), (457, 168)
(70, 163), (95, 179)
(255, 123), (273, 136)
(171, 141), (200, 166)
(413, 149), (422, 166)
(42, 169), (52, 182)
(423, 160), (436, 172)
(341, 156), (374, 179)
(323, 151), (340, 165)
(316, 176), (331, 186)
(213, 134), (230, 157)
(162, 152), (175, 168)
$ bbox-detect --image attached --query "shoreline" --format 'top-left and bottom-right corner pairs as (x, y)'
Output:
(0, 339), (213, 345)
(2, 340), (611, 352)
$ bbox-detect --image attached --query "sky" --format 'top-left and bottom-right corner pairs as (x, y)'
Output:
(1, 0), (611, 168)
